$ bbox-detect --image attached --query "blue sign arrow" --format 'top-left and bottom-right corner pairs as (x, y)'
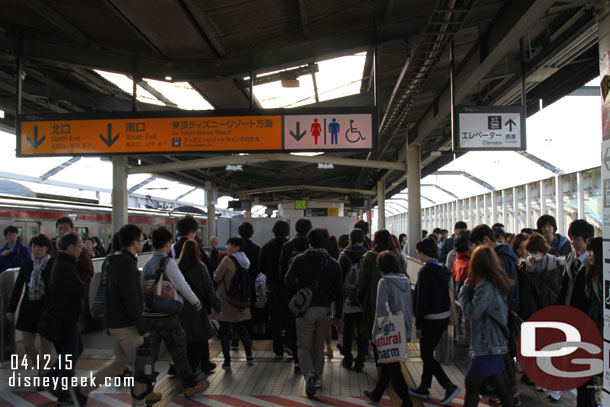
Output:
(26, 125), (45, 149)
(100, 123), (120, 147)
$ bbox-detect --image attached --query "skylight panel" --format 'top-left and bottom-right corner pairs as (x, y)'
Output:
(143, 79), (214, 110)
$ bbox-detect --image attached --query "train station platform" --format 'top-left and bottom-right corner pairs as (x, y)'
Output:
(0, 329), (580, 407)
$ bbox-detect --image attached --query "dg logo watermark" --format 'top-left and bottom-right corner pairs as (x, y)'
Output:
(517, 305), (603, 391)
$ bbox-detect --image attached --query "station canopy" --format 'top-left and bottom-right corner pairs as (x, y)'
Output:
(0, 0), (601, 211)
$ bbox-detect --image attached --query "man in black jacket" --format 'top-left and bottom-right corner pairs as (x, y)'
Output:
(171, 215), (218, 275)
(259, 219), (290, 357)
(45, 232), (87, 406)
(279, 218), (312, 373)
(285, 227), (343, 398)
(84, 224), (155, 405)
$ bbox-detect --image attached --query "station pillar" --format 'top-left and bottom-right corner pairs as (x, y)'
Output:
(377, 180), (386, 230)
(205, 182), (217, 244)
(597, 4), (610, 405)
(407, 143), (421, 257)
(111, 156), (128, 234)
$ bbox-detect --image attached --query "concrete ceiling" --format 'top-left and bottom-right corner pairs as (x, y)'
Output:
(0, 0), (599, 206)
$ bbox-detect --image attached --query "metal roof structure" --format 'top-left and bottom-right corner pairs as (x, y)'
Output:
(0, 0), (600, 208)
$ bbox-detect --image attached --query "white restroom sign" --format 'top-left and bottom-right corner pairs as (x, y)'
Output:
(454, 106), (525, 151)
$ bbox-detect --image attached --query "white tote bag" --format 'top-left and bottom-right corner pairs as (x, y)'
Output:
(374, 309), (409, 363)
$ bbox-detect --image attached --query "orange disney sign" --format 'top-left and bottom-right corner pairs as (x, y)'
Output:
(18, 115), (282, 156)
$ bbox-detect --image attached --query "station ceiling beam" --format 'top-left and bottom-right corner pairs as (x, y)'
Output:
(516, 151), (563, 174)
(40, 157), (82, 181)
(0, 21), (418, 81)
(412, 0), (555, 144)
(433, 170), (495, 191)
(129, 153), (405, 174)
(238, 185), (376, 197)
(128, 176), (157, 194)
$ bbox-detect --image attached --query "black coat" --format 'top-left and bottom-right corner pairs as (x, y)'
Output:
(104, 250), (148, 335)
(285, 249), (344, 318)
(47, 252), (85, 342)
(7, 257), (53, 332)
(171, 237), (219, 278)
(258, 236), (288, 291)
(179, 263), (222, 342)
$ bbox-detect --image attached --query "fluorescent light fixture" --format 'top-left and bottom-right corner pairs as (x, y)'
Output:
(226, 165), (243, 171)
(0, 110), (4, 119)
(290, 152), (324, 156)
(164, 76), (173, 81)
(318, 163), (334, 169)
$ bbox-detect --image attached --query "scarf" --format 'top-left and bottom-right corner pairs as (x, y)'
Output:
(28, 254), (49, 301)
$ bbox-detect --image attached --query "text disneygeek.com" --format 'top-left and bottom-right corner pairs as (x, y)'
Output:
(9, 372), (135, 391)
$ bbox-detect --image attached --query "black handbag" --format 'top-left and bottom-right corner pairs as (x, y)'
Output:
(144, 257), (183, 315)
(288, 258), (327, 317)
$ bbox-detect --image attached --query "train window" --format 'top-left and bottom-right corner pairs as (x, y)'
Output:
(75, 227), (89, 239)
(28, 225), (38, 240)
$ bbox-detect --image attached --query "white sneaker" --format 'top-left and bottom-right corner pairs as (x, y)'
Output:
(535, 385), (546, 392)
(547, 391), (561, 401)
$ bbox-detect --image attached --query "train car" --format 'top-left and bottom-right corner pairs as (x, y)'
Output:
(0, 194), (214, 248)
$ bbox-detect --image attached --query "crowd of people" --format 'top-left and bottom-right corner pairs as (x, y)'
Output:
(0, 212), (603, 407)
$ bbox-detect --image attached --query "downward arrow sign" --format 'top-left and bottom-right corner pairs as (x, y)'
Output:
(290, 122), (307, 142)
(26, 125), (45, 149)
(604, 147), (610, 171)
(100, 123), (120, 147)
(505, 118), (517, 132)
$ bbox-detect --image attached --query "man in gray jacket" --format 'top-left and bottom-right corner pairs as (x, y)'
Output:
(142, 226), (209, 398)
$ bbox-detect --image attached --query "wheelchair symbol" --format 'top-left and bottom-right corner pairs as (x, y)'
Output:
(345, 119), (365, 143)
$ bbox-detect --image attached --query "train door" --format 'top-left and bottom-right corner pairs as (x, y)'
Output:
(25, 222), (40, 244)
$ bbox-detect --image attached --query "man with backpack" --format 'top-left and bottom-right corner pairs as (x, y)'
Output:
(279, 218), (313, 374)
(213, 236), (254, 370)
(337, 228), (368, 372)
(84, 224), (156, 405)
(285, 227), (343, 398)
(142, 226), (210, 398)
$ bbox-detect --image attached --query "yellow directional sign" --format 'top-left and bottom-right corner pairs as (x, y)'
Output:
(17, 108), (377, 156)
(19, 115), (282, 156)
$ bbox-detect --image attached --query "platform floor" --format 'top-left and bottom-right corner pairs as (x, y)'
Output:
(0, 329), (580, 407)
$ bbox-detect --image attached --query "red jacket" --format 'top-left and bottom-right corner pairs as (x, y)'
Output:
(451, 252), (470, 282)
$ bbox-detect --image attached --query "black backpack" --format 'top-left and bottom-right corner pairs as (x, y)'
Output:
(343, 255), (360, 306)
(224, 255), (251, 311)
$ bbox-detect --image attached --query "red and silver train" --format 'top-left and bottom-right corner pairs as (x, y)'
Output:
(0, 194), (218, 247)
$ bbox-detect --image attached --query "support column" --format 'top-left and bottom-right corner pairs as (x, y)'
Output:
(377, 180), (386, 230)
(540, 180), (547, 216)
(502, 190), (508, 229)
(487, 191), (498, 226)
(598, 7), (610, 401)
(205, 182), (217, 243)
(513, 187), (518, 233)
(525, 183), (532, 229)
(407, 143), (421, 257)
(577, 171), (585, 219)
(112, 156), (128, 234)
(555, 175), (565, 235)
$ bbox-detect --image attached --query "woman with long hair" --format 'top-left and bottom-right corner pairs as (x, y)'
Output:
(356, 229), (399, 364)
(178, 239), (222, 374)
(458, 246), (514, 407)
